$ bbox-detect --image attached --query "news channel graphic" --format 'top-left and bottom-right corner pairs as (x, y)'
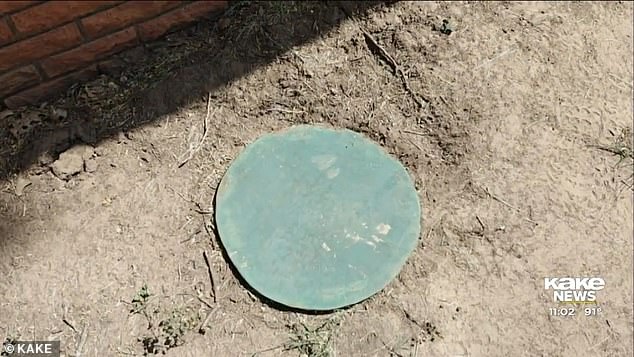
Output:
(1, 340), (60, 357)
(544, 277), (605, 317)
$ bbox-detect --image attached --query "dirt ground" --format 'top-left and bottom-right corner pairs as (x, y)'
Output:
(1, 1), (632, 356)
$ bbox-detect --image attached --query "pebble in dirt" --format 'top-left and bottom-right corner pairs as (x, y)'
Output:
(215, 125), (421, 311)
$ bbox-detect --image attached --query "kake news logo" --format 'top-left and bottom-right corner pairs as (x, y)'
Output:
(544, 277), (605, 304)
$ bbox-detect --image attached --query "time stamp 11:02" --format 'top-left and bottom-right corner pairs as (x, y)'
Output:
(549, 306), (603, 317)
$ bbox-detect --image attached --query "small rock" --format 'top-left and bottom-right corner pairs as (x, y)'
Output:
(438, 19), (454, 35)
(116, 132), (127, 143)
(97, 58), (126, 77)
(51, 153), (83, 180)
(120, 46), (146, 64)
(51, 145), (94, 180)
(85, 158), (98, 173)
(94, 146), (105, 156)
(78, 145), (95, 161)
(217, 18), (231, 31)
(124, 131), (135, 140)
(139, 153), (150, 163)
(14, 176), (32, 196)
(38, 152), (55, 166)
(71, 120), (97, 144)
(394, 30), (418, 50)
(49, 107), (68, 121)
(278, 79), (292, 89)
(0, 109), (15, 121)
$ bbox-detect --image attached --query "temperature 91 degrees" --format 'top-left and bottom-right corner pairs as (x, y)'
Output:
(584, 306), (602, 316)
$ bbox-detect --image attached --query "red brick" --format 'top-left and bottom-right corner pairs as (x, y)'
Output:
(0, 65), (41, 97)
(4, 65), (97, 108)
(0, 17), (13, 45)
(11, 1), (120, 36)
(82, 1), (181, 39)
(0, 23), (83, 72)
(0, 1), (40, 16)
(137, 1), (227, 42)
(41, 27), (137, 78)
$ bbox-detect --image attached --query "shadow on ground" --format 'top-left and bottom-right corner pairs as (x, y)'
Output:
(0, 0), (389, 180)
(0, 1), (390, 311)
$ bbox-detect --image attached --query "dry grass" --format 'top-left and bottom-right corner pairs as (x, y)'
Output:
(282, 316), (342, 357)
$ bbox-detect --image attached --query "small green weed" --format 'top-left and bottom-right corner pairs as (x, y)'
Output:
(128, 285), (201, 355)
(283, 317), (341, 357)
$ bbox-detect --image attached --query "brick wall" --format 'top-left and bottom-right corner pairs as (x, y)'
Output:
(0, 1), (227, 109)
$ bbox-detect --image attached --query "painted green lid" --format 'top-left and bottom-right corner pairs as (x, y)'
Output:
(215, 125), (421, 310)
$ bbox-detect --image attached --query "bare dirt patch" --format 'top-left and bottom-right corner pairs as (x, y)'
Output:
(1, 1), (632, 356)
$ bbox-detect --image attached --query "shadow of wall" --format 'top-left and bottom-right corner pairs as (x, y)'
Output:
(0, 1), (390, 180)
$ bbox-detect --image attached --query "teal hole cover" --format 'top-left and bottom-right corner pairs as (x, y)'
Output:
(215, 125), (421, 310)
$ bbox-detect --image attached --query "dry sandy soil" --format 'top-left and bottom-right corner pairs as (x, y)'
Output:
(1, 1), (632, 356)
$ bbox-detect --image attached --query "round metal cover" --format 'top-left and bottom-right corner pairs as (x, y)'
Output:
(215, 125), (421, 310)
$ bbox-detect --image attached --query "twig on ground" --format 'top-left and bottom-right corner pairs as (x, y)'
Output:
(485, 187), (519, 212)
(265, 107), (306, 115)
(616, 177), (634, 198)
(402, 129), (430, 136)
(203, 218), (218, 250)
(203, 250), (218, 304)
(168, 186), (193, 204)
(197, 307), (220, 335)
(178, 93), (213, 168)
(425, 214), (446, 243)
(62, 318), (77, 333)
(484, 187), (538, 225)
(194, 202), (213, 215)
(402, 308), (424, 328)
(408, 138), (423, 151)
(360, 28), (429, 109)
(177, 293), (214, 309)
(587, 144), (633, 160)
(475, 215), (486, 232)
(116, 347), (137, 355)
(608, 72), (633, 89)
(75, 323), (89, 357)
(204, 216), (216, 231)
(474, 47), (517, 71)
(168, 186), (212, 215)
(380, 339), (406, 357)
(179, 229), (201, 244)
(251, 344), (284, 356)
